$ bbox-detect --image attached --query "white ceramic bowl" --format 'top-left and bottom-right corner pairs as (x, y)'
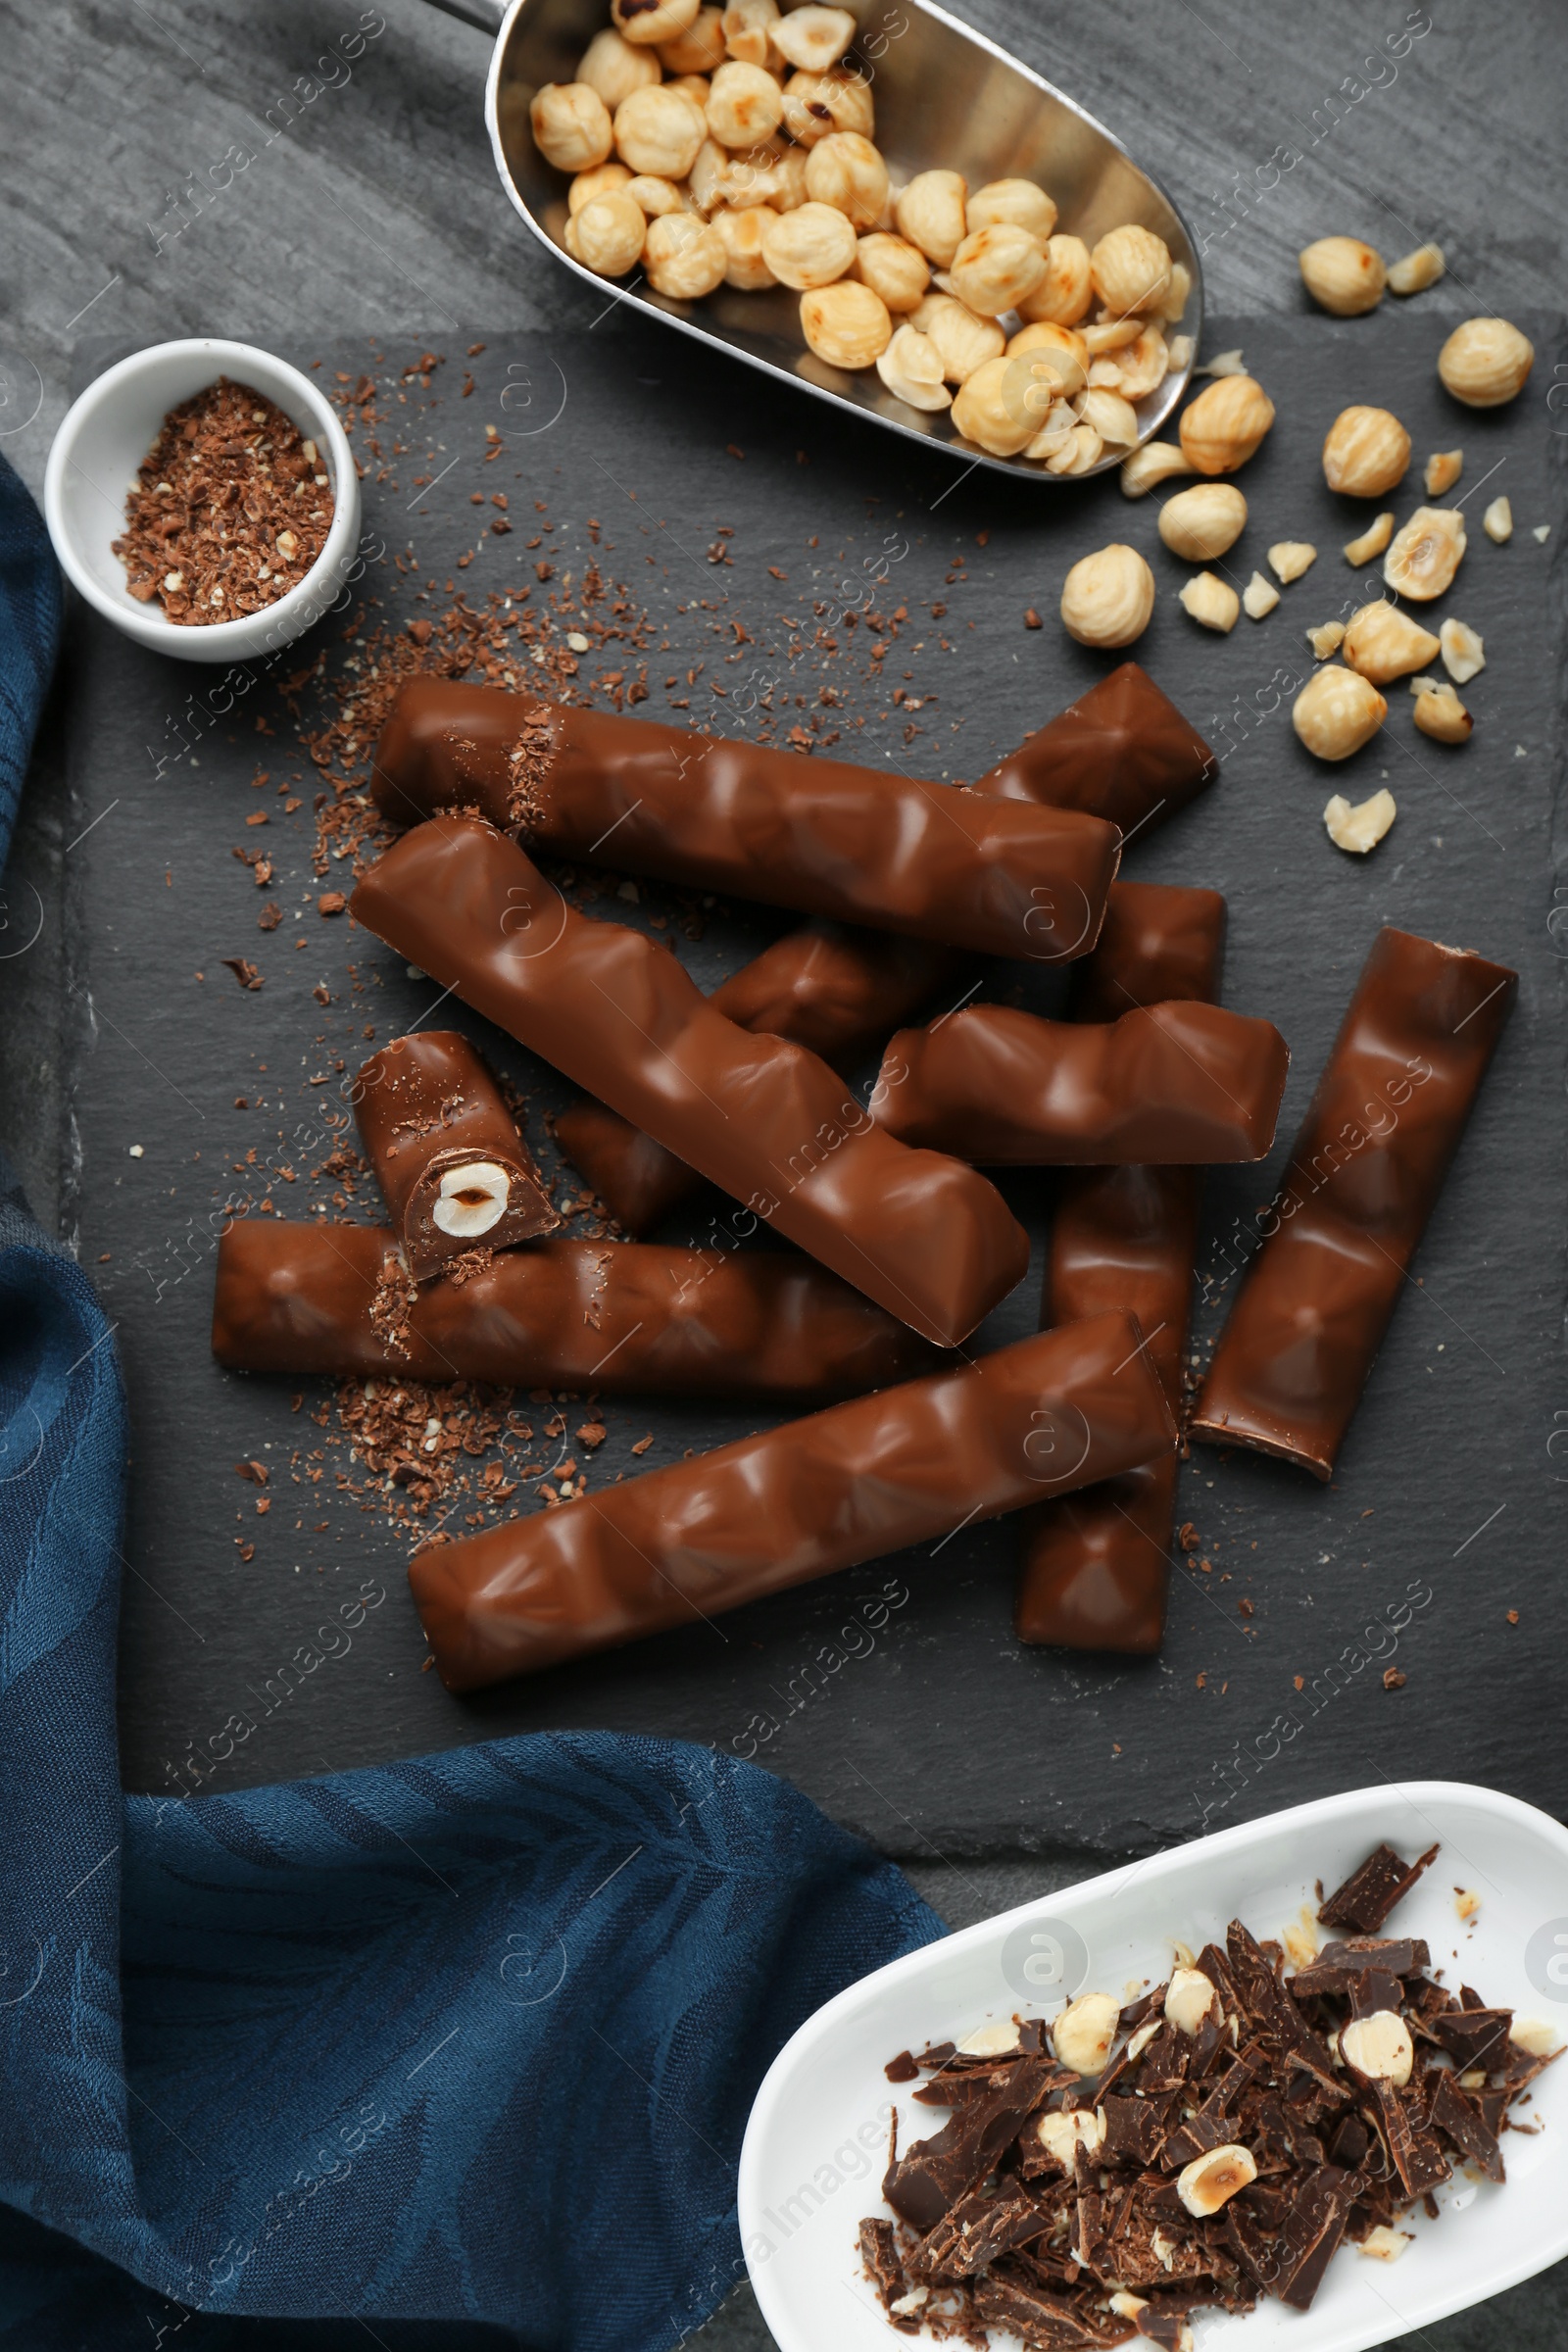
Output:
(43, 337), (362, 663)
(740, 1781), (1568, 2352)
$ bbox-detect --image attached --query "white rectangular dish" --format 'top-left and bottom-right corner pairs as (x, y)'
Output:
(739, 1781), (1568, 2352)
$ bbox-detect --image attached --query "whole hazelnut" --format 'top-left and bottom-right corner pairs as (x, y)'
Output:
(1293, 664), (1387, 761)
(799, 280), (892, 371)
(1298, 235), (1386, 316)
(779, 65), (875, 145)
(1059, 544), (1155, 648)
(949, 223), (1048, 318)
(1179, 374), (1275, 474)
(576, 27), (661, 113)
(570, 191), (648, 277)
(760, 200), (857, 290)
(1438, 317), (1536, 408)
(910, 293), (1004, 385)
(852, 232), (929, 314)
(713, 203), (778, 290)
(530, 82), (614, 173)
(951, 354), (1038, 456)
(705, 59), (784, 148)
(894, 171), (968, 268)
(612, 0), (700, 43)
(1090, 223), (1172, 316)
(1017, 233), (1093, 326)
(642, 211), (726, 299)
(568, 162), (633, 214)
(613, 83), (707, 178)
(803, 131), (889, 228)
(1158, 482), (1247, 562)
(965, 178), (1057, 244)
(1321, 406), (1411, 499)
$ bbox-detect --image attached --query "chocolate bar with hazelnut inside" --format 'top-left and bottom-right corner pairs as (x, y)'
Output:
(352, 1030), (559, 1280)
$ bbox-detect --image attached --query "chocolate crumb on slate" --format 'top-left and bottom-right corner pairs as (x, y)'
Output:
(858, 1841), (1555, 2349)
(113, 376), (334, 623)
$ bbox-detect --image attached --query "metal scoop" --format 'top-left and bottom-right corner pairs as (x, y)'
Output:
(428, 0), (1202, 481)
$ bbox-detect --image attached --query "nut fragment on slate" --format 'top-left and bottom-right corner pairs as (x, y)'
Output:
(1178, 372), (1275, 473)
(1178, 571), (1240, 632)
(1438, 316), (1535, 407)
(1387, 240), (1445, 294)
(1268, 539), (1316, 583)
(1294, 665), (1387, 760)
(1298, 234), (1386, 315)
(1059, 543), (1154, 647)
(1324, 788), (1396, 853)
(1308, 619), (1346, 658)
(1158, 481), (1246, 561)
(1484, 496), (1513, 543)
(1342, 598), (1441, 684)
(1424, 447), (1462, 496)
(1414, 686), (1472, 743)
(1384, 506), (1466, 599)
(1051, 1989), (1119, 2075)
(1344, 511), (1396, 564)
(1440, 617), (1486, 682)
(1243, 570), (1279, 619)
(1322, 405), (1410, 498)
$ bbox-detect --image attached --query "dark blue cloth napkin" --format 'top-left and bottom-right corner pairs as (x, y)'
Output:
(0, 446), (944, 2347)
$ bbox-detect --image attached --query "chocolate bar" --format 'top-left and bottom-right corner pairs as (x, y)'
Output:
(555, 920), (964, 1235)
(1194, 929), (1517, 1478)
(351, 816), (1028, 1346)
(408, 1309), (1177, 1690)
(371, 678), (1120, 962)
(1015, 885), (1229, 1654)
(974, 661), (1217, 836)
(874, 999), (1287, 1164)
(211, 1220), (937, 1399)
(352, 1028), (558, 1278)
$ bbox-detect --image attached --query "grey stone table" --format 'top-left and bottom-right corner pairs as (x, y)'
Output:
(3, 4), (1565, 2346)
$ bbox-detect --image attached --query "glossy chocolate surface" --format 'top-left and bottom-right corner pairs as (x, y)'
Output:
(1069, 880), (1228, 1023)
(1194, 927), (1517, 1479)
(350, 816), (1029, 1346)
(875, 999), (1287, 1164)
(370, 678), (1120, 962)
(353, 1028), (558, 1279)
(974, 662), (1217, 835)
(211, 1220), (937, 1399)
(409, 1310), (1176, 1690)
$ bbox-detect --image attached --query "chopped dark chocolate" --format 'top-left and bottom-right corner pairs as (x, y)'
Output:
(1275, 2165), (1354, 2311)
(1289, 1936), (1431, 1996)
(883, 2057), (1056, 2230)
(1428, 2070), (1505, 2182)
(1318, 1841), (1440, 1934)
(1432, 2006), (1513, 2072)
(885, 2050), (920, 2083)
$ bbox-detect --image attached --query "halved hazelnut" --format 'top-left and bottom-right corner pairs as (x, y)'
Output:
(1340, 2009), (1414, 2084)
(1324, 788), (1396, 854)
(432, 1160), (512, 1239)
(1164, 1966), (1220, 2034)
(1413, 687), (1472, 744)
(1176, 2143), (1256, 2217)
(956, 2019), (1020, 2056)
(1035, 2106), (1103, 2166)
(1385, 506), (1466, 600)
(1051, 1990), (1120, 2077)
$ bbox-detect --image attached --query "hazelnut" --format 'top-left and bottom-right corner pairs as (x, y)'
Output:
(1006, 319), (1087, 374)
(1268, 542), (1317, 585)
(1385, 506), (1466, 600)
(724, 140), (807, 213)
(1108, 326), (1169, 402)
(1002, 349), (1085, 437)
(612, 0), (700, 41)
(1090, 223), (1172, 316)
(1307, 619), (1346, 659)
(1343, 511), (1395, 565)
(1441, 617), (1486, 683)
(1293, 665), (1387, 760)
(895, 171), (968, 268)
(804, 131), (888, 227)
(613, 83), (706, 178)
(1124, 2018), (1163, 2061)
(568, 161), (633, 213)
(966, 178), (1056, 244)
(1360, 2227), (1413, 2262)
(800, 279), (891, 370)
(1243, 570), (1279, 619)
(1060, 545), (1154, 648)
(1340, 2010), (1415, 2084)
(1164, 1967), (1220, 2035)
(875, 323), (952, 413)
(432, 1161), (512, 1239)
(851, 232), (928, 314)
(1035, 2107), (1104, 2168)
(911, 293), (1004, 385)
(1119, 440), (1194, 497)
(720, 0), (776, 66)
(1510, 2019), (1564, 2058)
(1160, 260), (1193, 322)
(1483, 496), (1513, 544)
(1413, 686), (1473, 743)
(1438, 317), (1535, 408)
(1077, 386), (1139, 448)
(1179, 374), (1275, 474)
(1177, 2144), (1256, 2218)
(576, 26), (662, 111)
(1051, 1989), (1121, 2077)
(643, 210), (726, 298)
(956, 2020), (1022, 2056)
(1324, 788), (1397, 854)
(949, 223), (1047, 318)
(1159, 482), (1247, 562)
(1387, 241), (1445, 295)
(687, 137), (731, 215)
(771, 3), (855, 72)
(1298, 234), (1386, 316)
(705, 59), (783, 147)
(530, 81), (614, 173)
(1017, 233), (1093, 326)
(572, 190), (648, 276)
(761, 200), (857, 289)
(1424, 448), (1463, 496)
(624, 172), (687, 216)
(1082, 317), (1143, 355)
(1322, 405), (1410, 498)
(952, 354), (1038, 456)
(274, 528), (299, 561)
(713, 203), (777, 289)
(1178, 571), (1240, 633)
(662, 70), (711, 102)
(658, 2), (726, 73)
(778, 65), (873, 144)
(1041, 422), (1102, 475)
(1342, 598), (1441, 684)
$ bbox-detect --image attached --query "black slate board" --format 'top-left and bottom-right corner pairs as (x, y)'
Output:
(66, 309), (1566, 1859)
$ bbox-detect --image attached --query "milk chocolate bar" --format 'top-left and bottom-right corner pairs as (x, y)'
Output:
(350, 816), (1028, 1346)
(555, 920), (964, 1234)
(874, 998), (1286, 1164)
(212, 1220), (937, 1399)
(1016, 885), (1228, 1652)
(974, 661), (1217, 836)
(370, 679), (1119, 962)
(352, 1029), (558, 1278)
(1194, 928), (1517, 1478)
(409, 1310), (1176, 1690)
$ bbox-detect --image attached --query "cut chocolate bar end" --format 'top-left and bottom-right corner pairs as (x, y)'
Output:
(1318, 1841), (1440, 1934)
